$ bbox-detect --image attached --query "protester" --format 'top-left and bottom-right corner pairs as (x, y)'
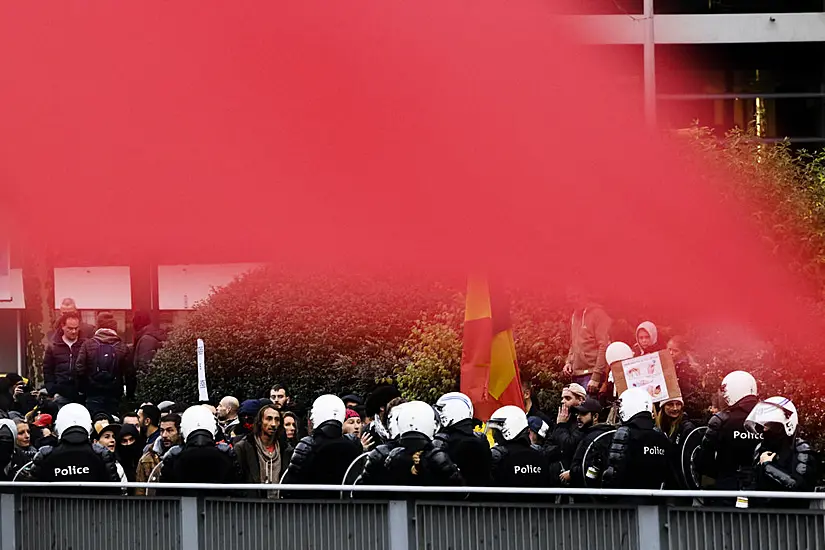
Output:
(269, 385), (289, 410)
(132, 311), (166, 373)
(745, 397), (817, 507)
(43, 311), (85, 406)
(76, 313), (134, 416)
(602, 388), (672, 497)
(281, 395), (363, 498)
(282, 411), (300, 447)
(123, 412), (140, 427)
(342, 408), (362, 437)
(433, 392), (491, 487)
(7, 419), (35, 480)
(0, 374), (26, 414)
(522, 381), (552, 426)
(527, 416), (550, 449)
(696, 371), (761, 497)
(487, 405), (552, 489)
(566, 398), (613, 488)
(632, 321), (662, 357)
(363, 384), (401, 447)
(341, 394), (363, 409)
(138, 404), (161, 451)
(562, 289), (612, 396)
(136, 413), (181, 496)
(116, 424), (143, 482)
(234, 404), (285, 496)
(217, 396), (240, 436)
(30, 403), (120, 483)
(548, 383), (587, 482)
(655, 397), (697, 489)
(95, 423), (128, 482)
(232, 399), (263, 442)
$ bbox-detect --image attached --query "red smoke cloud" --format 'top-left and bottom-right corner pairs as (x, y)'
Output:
(0, 2), (820, 347)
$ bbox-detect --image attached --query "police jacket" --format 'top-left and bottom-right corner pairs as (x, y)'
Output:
(159, 431), (242, 496)
(569, 423), (613, 488)
(751, 437), (818, 507)
(30, 428), (120, 483)
(696, 395), (760, 484)
(433, 419), (491, 487)
(602, 412), (671, 491)
(490, 430), (552, 489)
(359, 439), (398, 487)
(281, 420), (363, 498)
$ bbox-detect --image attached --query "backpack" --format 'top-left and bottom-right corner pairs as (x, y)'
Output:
(92, 343), (119, 386)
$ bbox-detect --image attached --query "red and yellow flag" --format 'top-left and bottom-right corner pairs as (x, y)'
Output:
(460, 277), (524, 421)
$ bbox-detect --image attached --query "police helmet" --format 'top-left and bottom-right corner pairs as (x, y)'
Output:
(55, 403), (93, 440)
(395, 401), (439, 439)
(721, 371), (757, 407)
(434, 392), (473, 428)
(387, 402), (408, 439)
(180, 405), (217, 442)
(745, 396), (798, 438)
(618, 388), (653, 422)
(310, 394), (347, 427)
(605, 342), (634, 366)
(487, 405), (528, 441)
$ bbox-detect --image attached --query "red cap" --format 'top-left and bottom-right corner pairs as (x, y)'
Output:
(345, 408), (361, 420)
(34, 414), (53, 427)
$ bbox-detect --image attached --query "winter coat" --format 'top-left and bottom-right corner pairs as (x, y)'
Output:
(569, 423), (614, 487)
(565, 305), (612, 384)
(135, 437), (166, 496)
(234, 432), (293, 495)
(76, 329), (135, 399)
(433, 419), (492, 487)
(696, 395), (760, 490)
(43, 332), (85, 400)
(602, 412), (672, 494)
(133, 325), (166, 372)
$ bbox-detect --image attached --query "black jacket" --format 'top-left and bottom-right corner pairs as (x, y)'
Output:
(569, 423), (614, 488)
(359, 440), (398, 487)
(234, 432), (293, 486)
(43, 333), (85, 400)
(363, 432), (462, 487)
(751, 437), (818, 508)
(281, 420), (363, 498)
(602, 412), (672, 492)
(133, 325), (166, 372)
(434, 419), (491, 487)
(550, 418), (582, 470)
(661, 417), (698, 489)
(490, 431), (552, 490)
(696, 395), (760, 489)
(159, 432), (242, 496)
(76, 329), (135, 399)
(30, 428), (120, 484)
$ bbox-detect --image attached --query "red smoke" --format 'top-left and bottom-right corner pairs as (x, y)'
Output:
(0, 2), (820, 347)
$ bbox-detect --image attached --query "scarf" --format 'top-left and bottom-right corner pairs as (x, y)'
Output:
(254, 435), (281, 486)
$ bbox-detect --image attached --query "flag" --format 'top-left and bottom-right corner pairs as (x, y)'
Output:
(460, 276), (524, 421)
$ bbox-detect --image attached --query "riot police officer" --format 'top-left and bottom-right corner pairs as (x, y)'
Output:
(487, 405), (551, 490)
(696, 370), (761, 493)
(282, 394), (363, 498)
(357, 401), (407, 487)
(160, 405), (242, 495)
(433, 392), (491, 487)
(745, 396), (817, 507)
(602, 388), (671, 496)
(360, 401), (463, 495)
(30, 403), (120, 483)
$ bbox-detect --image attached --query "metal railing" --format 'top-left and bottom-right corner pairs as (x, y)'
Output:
(3, 483), (825, 550)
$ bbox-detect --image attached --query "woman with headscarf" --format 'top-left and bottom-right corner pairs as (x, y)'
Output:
(7, 419), (37, 480)
(633, 321), (663, 357)
(116, 424), (143, 482)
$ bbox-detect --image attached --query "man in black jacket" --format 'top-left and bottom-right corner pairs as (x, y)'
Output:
(433, 392), (491, 487)
(76, 313), (134, 416)
(132, 311), (166, 373)
(745, 396), (818, 508)
(282, 394), (363, 498)
(565, 397), (613, 488)
(43, 311), (85, 406)
(696, 370), (761, 494)
(30, 403), (120, 484)
(602, 388), (672, 498)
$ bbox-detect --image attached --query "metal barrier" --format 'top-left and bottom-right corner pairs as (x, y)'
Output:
(1, 483), (825, 550)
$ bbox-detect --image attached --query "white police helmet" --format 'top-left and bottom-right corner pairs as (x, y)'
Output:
(395, 401), (439, 439)
(487, 405), (528, 441)
(721, 370), (757, 407)
(745, 396), (798, 437)
(310, 394), (347, 427)
(605, 342), (634, 366)
(434, 392), (473, 428)
(180, 405), (218, 442)
(387, 402), (408, 439)
(55, 403), (93, 440)
(618, 388), (653, 422)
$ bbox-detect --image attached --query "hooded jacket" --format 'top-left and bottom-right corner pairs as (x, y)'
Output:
(133, 325), (167, 372)
(76, 329), (135, 399)
(565, 305), (612, 384)
(43, 331), (85, 400)
(632, 321), (663, 357)
(696, 395), (760, 488)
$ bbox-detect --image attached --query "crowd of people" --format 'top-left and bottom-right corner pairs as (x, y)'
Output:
(0, 297), (816, 509)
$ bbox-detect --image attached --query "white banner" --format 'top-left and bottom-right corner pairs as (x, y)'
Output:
(0, 243), (10, 302)
(197, 338), (209, 402)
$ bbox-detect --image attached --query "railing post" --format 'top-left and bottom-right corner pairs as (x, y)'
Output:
(388, 500), (412, 550)
(180, 496), (200, 550)
(0, 493), (16, 550)
(637, 504), (667, 550)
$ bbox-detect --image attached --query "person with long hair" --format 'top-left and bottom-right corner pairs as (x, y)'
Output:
(656, 397), (697, 489)
(234, 403), (285, 497)
(7, 419), (36, 480)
